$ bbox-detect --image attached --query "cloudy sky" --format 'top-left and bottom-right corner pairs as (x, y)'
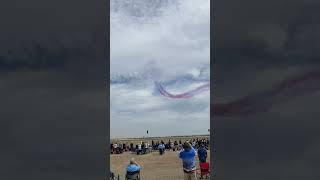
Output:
(110, 0), (210, 138)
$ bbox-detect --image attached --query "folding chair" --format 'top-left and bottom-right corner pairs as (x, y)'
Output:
(196, 162), (210, 179)
(126, 170), (140, 180)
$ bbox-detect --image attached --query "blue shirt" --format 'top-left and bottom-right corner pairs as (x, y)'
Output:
(179, 148), (197, 171)
(158, 144), (165, 149)
(127, 164), (140, 172)
(198, 147), (207, 162)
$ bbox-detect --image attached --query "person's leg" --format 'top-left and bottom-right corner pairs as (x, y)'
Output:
(183, 172), (190, 180)
(190, 172), (197, 180)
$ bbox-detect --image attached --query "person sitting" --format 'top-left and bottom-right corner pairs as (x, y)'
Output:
(113, 143), (118, 154)
(126, 158), (141, 180)
(165, 143), (169, 150)
(153, 143), (158, 150)
(119, 143), (123, 153)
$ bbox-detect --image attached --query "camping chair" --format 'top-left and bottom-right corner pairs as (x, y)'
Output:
(196, 162), (210, 179)
(126, 170), (140, 180)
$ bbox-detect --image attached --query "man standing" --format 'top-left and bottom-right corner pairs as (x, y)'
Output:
(170, 141), (175, 151)
(174, 140), (178, 151)
(137, 144), (142, 155)
(158, 143), (165, 155)
(179, 142), (197, 180)
(197, 144), (207, 163)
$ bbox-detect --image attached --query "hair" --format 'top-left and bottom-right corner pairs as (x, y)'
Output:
(183, 142), (191, 151)
(130, 158), (136, 164)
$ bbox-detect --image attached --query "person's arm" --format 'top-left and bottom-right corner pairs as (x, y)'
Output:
(135, 163), (141, 170)
(133, 161), (141, 167)
(135, 163), (141, 172)
(192, 147), (197, 156)
(135, 165), (141, 172)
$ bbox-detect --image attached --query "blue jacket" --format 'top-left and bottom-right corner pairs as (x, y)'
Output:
(127, 164), (140, 172)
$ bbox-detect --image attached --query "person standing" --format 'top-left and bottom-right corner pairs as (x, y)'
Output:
(179, 142), (197, 180)
(197, 144), (207, 163)
(191, 141), (196, 149)
(130, 143), (134, 152)
(141, 142), (146, 154)
(158, 143), (165, 155)
(123, 143), (126, 151)
(110, 143), (114, 154)
(137, 144), (142, 155)
(170, 141), (175, 151)
(174, 141), (178, 151)
(110, 171), (115, 180)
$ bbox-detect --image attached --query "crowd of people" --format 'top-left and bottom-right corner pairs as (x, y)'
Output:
(110, 138), (210, 180)
(110, 138), (209, 155)
(152, 138), (209, 151)
(110, 141), (151, 155)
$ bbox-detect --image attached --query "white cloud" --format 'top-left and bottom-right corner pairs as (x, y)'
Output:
(110, 0), (210, 138)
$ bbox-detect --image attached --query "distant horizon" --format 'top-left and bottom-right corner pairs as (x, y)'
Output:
(110, 133), (210, 141)
(110, 128), (210, 139)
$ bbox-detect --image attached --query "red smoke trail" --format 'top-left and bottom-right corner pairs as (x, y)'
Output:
(156, 69), (320, 116)
(155, 82), (210, 99)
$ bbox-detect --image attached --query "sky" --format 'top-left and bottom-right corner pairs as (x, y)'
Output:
(110, 0), (210, 138)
